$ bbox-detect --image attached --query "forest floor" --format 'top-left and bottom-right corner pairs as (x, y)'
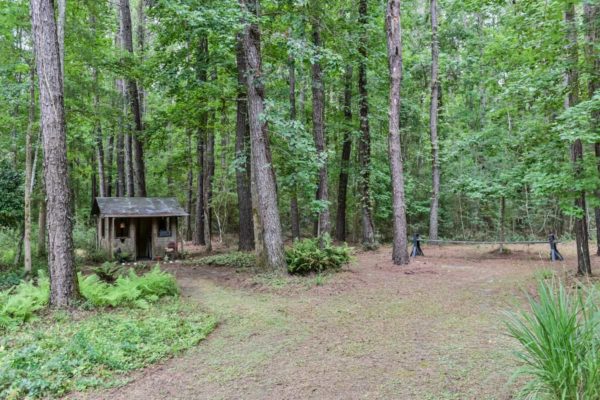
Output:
(70, 242), (598, 400)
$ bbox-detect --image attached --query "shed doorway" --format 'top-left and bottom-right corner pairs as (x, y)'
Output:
(136, 218), (152, 260)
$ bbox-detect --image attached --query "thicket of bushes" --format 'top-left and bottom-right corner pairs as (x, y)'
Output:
(506, 281), (600, 400)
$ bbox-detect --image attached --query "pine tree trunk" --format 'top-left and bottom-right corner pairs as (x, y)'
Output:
(24, 63), (35, 274)
(37, 194), (46, 257)
(358, 0), (377, 248)
(386, 0), (409, 265)
(125, 132), (134, 196)
(203, 111), (215, 252)
(119, 0), (146, 197)
(584, 2), (600, 255)
(289, 52), (301, 240)
(186, 130), (194, 241)
(429, 0), (441, 240)
(239, 0), (287, 271)
(92, 66), (106, 197)
(335, 65), (352, 242)
(30, 0), (80, 306)
(106, 133), (114, 197)
(193, 37), (208, 246)
(565, 3), (592, 275)
(235, 35), (255, 250)
(311, 13), (330, 237)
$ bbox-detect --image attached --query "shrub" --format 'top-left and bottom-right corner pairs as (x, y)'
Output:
(0, 271), (49, 328)
(0, 300), (216, 399)
(80, 266), (178, 308)
(93, 262), (123, 284)
(286, 236), (352, 275)
(505, 281), (600, 400)
(0, 269), (22, 291)
(194, 252), (256, 269)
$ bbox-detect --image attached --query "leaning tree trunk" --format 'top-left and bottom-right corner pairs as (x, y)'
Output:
(30, 0), (80, 306)
(119, 0), (146, 197)
(335, 65), (353, 242)
(429, 0), (441, 240)
(386, 0), (409, 265)
(584, 1), (600, 255)
(235, 35), (255, 251)
(239, 0), (287, 271)
(311, 13), (330, 238)
(565, 3), (592, 275)
(358, 0), (377, 248)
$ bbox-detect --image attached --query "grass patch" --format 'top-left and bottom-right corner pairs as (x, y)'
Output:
(0, 299), (217, 399)
(505, 280), (600, 399)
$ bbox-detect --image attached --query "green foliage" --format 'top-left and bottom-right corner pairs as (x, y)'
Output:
(0, 299), (217, 399)
(0, 269), (22, 291)
(0, 267), (179, 328)
(0, 271), (49, 328)
(505, 281), (600, 400)
(285, 237), (352, 275)
(92, 262), (123, 284)
(80, 266), (179, 309)
(194, 252), (256, 269)
(0, 161), (23, 228)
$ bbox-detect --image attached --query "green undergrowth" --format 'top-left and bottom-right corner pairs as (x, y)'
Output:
(286, 237), (353, 275)
(191, 252), (256, 269)
(0, 299), (217, 399)
(0, 266), (178, 329)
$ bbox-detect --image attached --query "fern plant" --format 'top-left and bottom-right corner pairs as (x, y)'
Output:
(286, 236), (352, 275)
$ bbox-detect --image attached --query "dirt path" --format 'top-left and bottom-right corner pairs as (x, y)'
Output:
(72, 244), (589, 400)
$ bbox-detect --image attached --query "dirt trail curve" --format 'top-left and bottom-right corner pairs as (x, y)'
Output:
(72, 244), (581, 400)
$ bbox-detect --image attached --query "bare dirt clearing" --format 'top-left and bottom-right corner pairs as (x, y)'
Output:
(71, 243), (597, 400)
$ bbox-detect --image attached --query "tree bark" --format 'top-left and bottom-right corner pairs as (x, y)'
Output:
(584, 1), (600, 255)
(429, 0), (441, 240)
(335, 65), (353, 242)
(239, 0), (287, 271)
(92, 66), (106, 197)
(565, 3), (592, 275)
(30, 0), (80, 306)
(125, 132), (134, 196)
(289, 52), (301, 241)
(204, 109), (216, 252)
(193, 37), (208, 246)
(235, 35), (255, 250)
(358, 0), (377, 248)
(106, 133), (114, 197)
(57, 0), (65, 90)
(186, 130), (194, 241)
(311, 10), (330, 237)
(119, 0), (146, 197)
(24, 63), (36, 274)
(386, 0), (409, 265)
(37, 194), (46, 257)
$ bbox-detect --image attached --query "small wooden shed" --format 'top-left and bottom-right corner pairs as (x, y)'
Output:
(92, 197), (188, 261)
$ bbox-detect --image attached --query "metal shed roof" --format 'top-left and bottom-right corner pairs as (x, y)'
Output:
(92, 197), (189, 217)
